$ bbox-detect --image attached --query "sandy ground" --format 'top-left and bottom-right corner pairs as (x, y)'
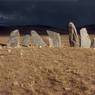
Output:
(0, 35), (94, 95)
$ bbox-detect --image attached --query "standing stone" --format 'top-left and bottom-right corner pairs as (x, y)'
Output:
(0, 45), (2, 49)
(68, 22), (79, 47)
(91, 38), (95, 48)
(7, 29), (20, 48)
(47, 30), (61, 47)
(22, 34), (31, 47)
(80, 28), (91, 48)
(31, 30), (46, 47)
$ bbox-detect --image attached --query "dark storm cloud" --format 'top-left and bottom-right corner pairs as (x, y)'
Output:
(0, 0), (95, 28)
(0, 0), (79, 2)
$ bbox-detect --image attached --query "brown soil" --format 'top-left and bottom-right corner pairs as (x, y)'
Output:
(0, 35), (94, 95)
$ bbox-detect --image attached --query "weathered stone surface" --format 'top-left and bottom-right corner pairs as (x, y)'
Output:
(91, 38), (95, 48)
(22, 34), (31, 47)
(31, 30), (46, 47)
(7, 29), (20, 48)
(47, 30), (61, 47)
(80, 28), (91, 48)
(0, 45), (2, 49)
(68, 22), (79, 47)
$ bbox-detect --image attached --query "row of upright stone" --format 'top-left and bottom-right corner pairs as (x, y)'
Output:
(7, 29), (62, 48)
(6, 22), (95, 48)
(68, 22), (94, 48)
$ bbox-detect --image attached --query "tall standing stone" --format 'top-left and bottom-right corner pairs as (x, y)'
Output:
(31, 30), (46, 47)
(80, 28), (91, 48)
(7, 29), (20, 48)
(22, 34), (31, 47)
(47, 30), (61, 47)
(68, 22), (79, 47)
(91, 38), (95, 48)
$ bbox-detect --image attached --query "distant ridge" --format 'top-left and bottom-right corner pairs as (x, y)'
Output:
(0, 25), (66, 36)
(0, 24), (95, 36)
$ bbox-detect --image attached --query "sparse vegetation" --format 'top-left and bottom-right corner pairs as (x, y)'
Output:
(0, 35), (94, 95)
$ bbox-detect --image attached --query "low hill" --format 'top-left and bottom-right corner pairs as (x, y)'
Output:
(0, 25), (65, 36)
(0, 24), (95, 36)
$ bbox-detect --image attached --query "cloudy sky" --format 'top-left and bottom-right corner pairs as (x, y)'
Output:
(0, 0), (95, 28)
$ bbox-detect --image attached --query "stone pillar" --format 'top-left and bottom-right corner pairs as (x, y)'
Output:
(68, 22), (79, 47)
